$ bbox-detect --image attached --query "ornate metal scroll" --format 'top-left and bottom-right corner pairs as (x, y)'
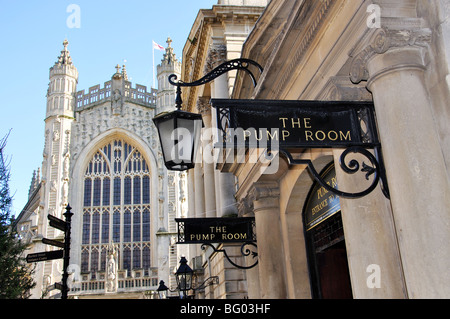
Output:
(169, 59), (263, 110)
(279, 146), (390, 199)
(169, 58), (263, 89)
(201, 242), (259, 270)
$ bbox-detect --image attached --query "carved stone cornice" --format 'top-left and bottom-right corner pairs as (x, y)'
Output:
(350, 27), (432, 84)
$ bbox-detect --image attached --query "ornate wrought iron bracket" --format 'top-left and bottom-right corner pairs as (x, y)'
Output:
(278, 145), (390, 199)
(201, 242), (259, 270)
(193, 276), (220, 292)
(169, 58), (264, 109)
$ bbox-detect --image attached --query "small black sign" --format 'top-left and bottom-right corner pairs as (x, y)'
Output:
(48, 214), (67, 232)
(304, 164), (341, 231)
(211, 99), (379, 149)
(176, 217), (256, 244)
(42, 238), (65, 249)
(26, 250), (64, 263)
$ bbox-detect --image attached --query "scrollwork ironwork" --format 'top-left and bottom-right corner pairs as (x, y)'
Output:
(279, 147), (390, 199)
(201, 242), (258, 270)
(169, 59), (263, 89)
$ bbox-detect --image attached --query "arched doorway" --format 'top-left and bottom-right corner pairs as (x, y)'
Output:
(303, 163), (352, 299)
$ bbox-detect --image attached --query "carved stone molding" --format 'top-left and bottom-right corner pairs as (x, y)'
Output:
(350, 27), (432, 84)
(319, 76), (373, 101)
(247, 182), (280, 203)
(204, 44), (227, 74)
(196, 96), (211, 115)
(238, 197), (254, 217)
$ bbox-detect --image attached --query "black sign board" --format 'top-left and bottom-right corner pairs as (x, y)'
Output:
(176, 217), (256, 244)
(26, 250), (64, 263)
(304, 164), (341, 231)
(211, 99), (379, 149)
(48, 214), (67, 232)
(42, 238), (65, 249)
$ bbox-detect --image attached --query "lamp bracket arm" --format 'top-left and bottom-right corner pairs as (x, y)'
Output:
(192, 276), (219, 292)
(201, 242), (258, 270)
(278, 146), (390, 199)
(169, 58), (263, 89)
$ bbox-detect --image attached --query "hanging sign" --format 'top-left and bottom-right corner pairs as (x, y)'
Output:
(176, 217), (256, 244)
(304, 164), (341, 231)
(211, 99), (379, 149)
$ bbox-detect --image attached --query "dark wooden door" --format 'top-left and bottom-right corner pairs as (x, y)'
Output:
(317, 245), (353, 299)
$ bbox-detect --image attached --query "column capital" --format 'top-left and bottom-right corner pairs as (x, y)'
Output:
(196, 96), (211, 116)
(247, 182), (280, 202)
(350, 27), (432, 84)
(237, 196), (254, 217)
(204, 44), (227, 74)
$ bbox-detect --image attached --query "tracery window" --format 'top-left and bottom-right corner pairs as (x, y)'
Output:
(81, 139), (151, 278)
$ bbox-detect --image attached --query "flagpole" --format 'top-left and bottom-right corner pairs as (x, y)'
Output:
(152, 46), (155, 89)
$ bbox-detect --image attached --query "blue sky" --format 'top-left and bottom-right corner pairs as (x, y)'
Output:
(0, 0), (216, 216)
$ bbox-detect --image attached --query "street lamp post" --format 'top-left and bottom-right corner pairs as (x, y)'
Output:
(157, 257), (219, 299)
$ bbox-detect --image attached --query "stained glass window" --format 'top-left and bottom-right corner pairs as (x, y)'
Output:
(81, 139), (152, 279)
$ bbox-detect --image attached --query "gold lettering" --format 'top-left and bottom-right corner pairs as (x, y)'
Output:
(305, 131), (313, 141)
(328, 130), (338, 141)
(317, 186), (328, 199)
(325, 178), (338, 190)
(267, 130), (278, 141)
(255, 130), (263, 141)
(316, 130), (326, 141)
(291, 118), (301, 128)
(282, 130), (290, 141)
(340, 131), (351, 141)
(311, 199), (328, 215)
(222, 233), (248, 240)
(304, 118), (312, 129)
(209, 226), (227, 233)
(279, 118), (288, 128)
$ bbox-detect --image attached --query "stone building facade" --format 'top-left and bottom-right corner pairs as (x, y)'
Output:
(225, 0), (450, 299)
(177, 0), (449, 299)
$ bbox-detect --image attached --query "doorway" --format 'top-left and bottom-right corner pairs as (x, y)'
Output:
(303, 164), (353, 299)
(306, 212), (352, 299)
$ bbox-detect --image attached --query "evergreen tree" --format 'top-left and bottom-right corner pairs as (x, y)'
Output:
(0, 132), (36, 298)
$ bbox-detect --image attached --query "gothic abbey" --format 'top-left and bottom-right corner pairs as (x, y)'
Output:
(15, 38), (187, 299)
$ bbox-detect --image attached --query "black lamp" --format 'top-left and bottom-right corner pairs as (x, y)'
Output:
(156, 280), (169, 299)
(152, 84), (203, 171)
(175, 256), (194, 298)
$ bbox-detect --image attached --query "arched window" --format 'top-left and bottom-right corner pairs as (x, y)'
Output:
(81, 139), (151, 277)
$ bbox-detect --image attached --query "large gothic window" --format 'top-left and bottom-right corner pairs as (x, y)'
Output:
(81, 139), (151, 277)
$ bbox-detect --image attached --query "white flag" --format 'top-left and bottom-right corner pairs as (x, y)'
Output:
(153, 41), (165, 51)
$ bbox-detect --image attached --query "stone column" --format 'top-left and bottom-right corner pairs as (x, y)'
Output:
(351, 28), (450, 298)
(321, 78), (407, 298)
(197, 97), (217, 218)
(207, 44), (239, 217)
(194, 164), (205, 219)
(332, 150), (407, 298)
(238, 197), (261, 299)
(248, 182), (286, 299)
